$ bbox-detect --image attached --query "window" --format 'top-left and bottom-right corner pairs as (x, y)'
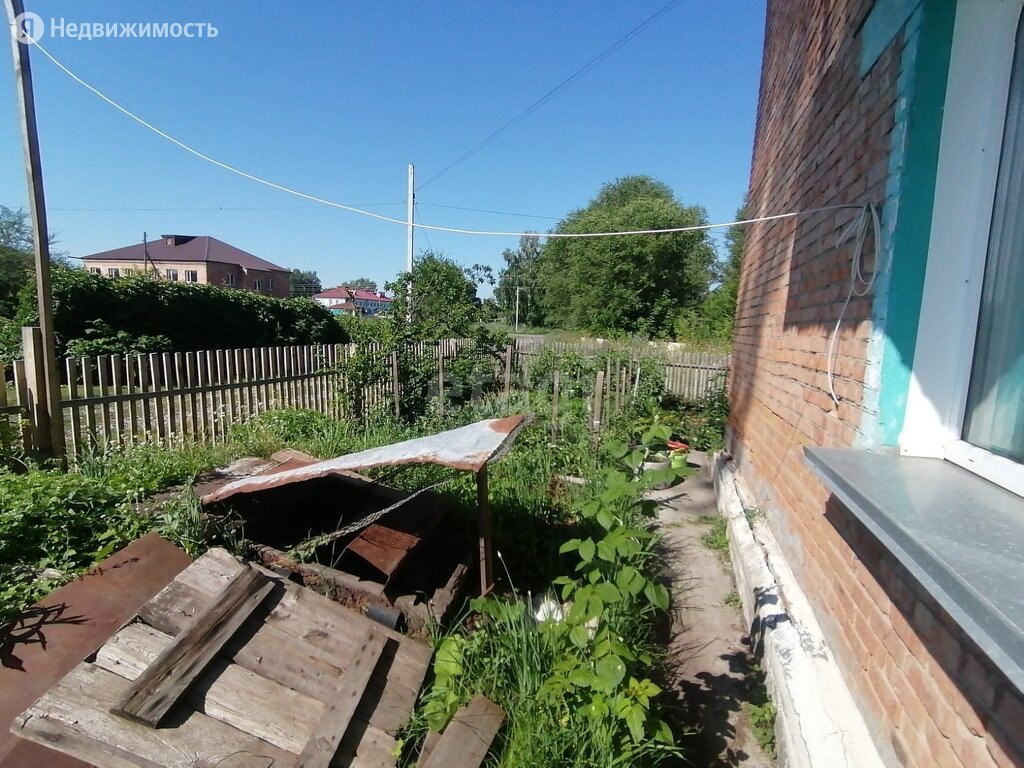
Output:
(254, 279), (263, 291)
(185, 270), (198, 283)
(904, 0), (1024, 496)
(107, 267), (120, 278)
(165, 269), (179, 281)
(268, 278), (274, 290)
(123, 268), (133, 276)
(89, 267), (101, 275)
(225, 273), (236, 287)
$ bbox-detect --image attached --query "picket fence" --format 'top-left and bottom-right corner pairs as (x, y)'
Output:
(1, 336), (728, 457)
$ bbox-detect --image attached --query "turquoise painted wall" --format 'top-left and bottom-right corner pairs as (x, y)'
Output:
(859, 0), (957, 449)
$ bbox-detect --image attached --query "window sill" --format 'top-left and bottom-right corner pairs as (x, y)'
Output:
(804, 447), (1024, 694)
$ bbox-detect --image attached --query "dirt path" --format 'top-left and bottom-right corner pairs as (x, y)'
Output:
(653, 453), (775, 767)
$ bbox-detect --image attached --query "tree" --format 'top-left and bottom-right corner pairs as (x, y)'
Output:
(343, 277), (377, 293)
(289, 268), (322, 297)
(698, 201), (746, 340)
(496, 234), (543, 328)
(0, 207), (34, 318)
(534, 176), (715, 337)
(386, 251), (482, 339)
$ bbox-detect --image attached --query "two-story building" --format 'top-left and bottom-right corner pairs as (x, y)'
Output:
(314, 286), (393, 317)
(81, 235), (290, 298)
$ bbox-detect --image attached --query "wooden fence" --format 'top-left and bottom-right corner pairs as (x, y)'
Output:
(2, 335), (728, 457)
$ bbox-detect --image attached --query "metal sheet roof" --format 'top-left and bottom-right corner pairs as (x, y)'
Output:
(202, 415), (527, 505)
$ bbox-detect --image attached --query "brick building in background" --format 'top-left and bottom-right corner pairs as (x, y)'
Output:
(81, 235), (290, 298)
(728, 0), (1024, 766)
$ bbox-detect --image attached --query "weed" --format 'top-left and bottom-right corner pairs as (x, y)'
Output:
(403, 425), (689, 767)
(723, 590), (742, 608)
(698, 515), (730, 557)
(0, 440), (242, 625)
(746, 699), (777, 758)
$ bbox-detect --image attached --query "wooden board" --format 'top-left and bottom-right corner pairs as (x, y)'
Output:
(296, 629), (386, 768)
(418, 695), (505, 768)
(12, 548), (431, 768)
(12, 664), (294, 768)
(112, 565), (273, 726)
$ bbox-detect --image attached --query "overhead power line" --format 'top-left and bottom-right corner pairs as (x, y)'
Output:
(32, 41), (866, 239)
(51, 203), (403, 212)
(419, 203), (560, 220)
(415, 0), (684, 191)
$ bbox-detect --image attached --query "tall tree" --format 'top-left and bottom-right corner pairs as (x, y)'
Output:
(534, 176), (715, 337)
(289, 268), (322, 297)
(699, 201), (746, 340)
(496, 234), (542, 328)
(386, 251), (481, 339)
(0, 206), (34, 318)
(343, 277), (378, 293)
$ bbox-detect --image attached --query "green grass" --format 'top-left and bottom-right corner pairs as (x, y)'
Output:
(0, 439), (243, 625)
(2, 388), (692, 767)
(698, 514), (729, 555)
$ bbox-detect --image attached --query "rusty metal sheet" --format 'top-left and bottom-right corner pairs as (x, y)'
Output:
(0, 534), (192, 768)
(203, 415), (527, 505)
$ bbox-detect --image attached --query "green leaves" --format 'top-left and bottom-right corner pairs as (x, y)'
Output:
(644, 581), (670, 612)
(578, 538), (596, 563)
(594, 655), (626, 692)
(434, 636), (465, 677)
(532, 175), (717, 338)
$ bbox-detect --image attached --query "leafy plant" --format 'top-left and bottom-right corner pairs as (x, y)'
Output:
(746, 699), (777, 758)
(409, 426), (688, 767)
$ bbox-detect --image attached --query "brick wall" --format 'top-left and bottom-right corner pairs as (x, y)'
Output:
(205, 263), (289, 298)
(731, 1), (1023, 765)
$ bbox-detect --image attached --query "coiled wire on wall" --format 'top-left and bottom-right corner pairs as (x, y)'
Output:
(826, 202), (883, 408)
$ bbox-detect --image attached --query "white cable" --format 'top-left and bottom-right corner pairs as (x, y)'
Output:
(825, 202), (882, 407)
(32, 40), (866, 240)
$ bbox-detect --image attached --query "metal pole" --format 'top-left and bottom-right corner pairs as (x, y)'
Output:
(6, 0), (65, 458)
(406, 163), (414, 319)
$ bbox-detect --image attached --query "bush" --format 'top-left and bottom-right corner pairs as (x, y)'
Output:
(5, 268), (348, 358)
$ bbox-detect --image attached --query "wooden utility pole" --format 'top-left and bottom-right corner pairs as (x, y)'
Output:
(406, 163), (414, 318)
(6, 0), (65, 458)
(514, 284), (521, 332)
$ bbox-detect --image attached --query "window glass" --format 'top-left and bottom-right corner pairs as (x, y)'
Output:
(185, 270), (198, 283)
(963, 13), (1024, 463)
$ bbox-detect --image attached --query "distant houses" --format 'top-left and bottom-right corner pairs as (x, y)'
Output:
(81, 235), (290, 298)
(314, 286), (393, 317)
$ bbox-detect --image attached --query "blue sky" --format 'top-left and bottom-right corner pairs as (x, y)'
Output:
(2, 1), (765, 295)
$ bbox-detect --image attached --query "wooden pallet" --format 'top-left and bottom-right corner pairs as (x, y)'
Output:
(10, 548), (432, 768)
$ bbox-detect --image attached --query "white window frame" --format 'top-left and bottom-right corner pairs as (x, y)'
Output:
(89, 267), (101, 275)
(902, 0), (1024, 497)
(224, 273), (236, 287)
(254, 279), (263, 291)
(107, 267), (120, 278)
(185, 270), (198, 283)
(268, 278), (274, 290)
